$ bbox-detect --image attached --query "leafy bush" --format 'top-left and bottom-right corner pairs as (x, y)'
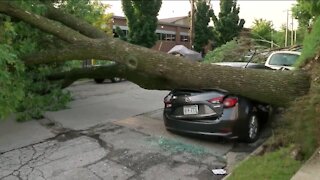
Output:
(204, 38), (253, 63)
(14, 64), (72, 122)
(16, 89), (72, 122)
(297, 16), (320, 67)
(0, 45), (25, 119)
(204, 40), (238, 63)
(0, 0), (112, 121)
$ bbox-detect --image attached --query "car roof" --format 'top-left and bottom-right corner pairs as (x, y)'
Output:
(212, 62), (269, 68)
(213, 62), (257, 66)
(270, 51), (301, 55)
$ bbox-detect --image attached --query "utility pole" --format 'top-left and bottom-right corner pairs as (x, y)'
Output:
(285, 9), (289, 47)
(190, 0), (195, 49)
(291, 13), (294, 46)
(294, 30), (297, 44)
(271, 30), (274, 48)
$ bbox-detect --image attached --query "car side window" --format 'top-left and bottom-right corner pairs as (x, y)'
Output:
(269, 54), (285, 65)
(286, 55), (299, 65)
(269, 53), (299, 66)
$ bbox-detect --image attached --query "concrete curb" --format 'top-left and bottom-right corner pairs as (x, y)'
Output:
(291, 147), (320, 180)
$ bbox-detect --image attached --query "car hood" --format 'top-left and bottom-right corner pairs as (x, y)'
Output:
(266, 65), (296, 70)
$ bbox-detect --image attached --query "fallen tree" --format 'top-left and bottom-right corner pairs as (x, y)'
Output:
(1, 1), (320, 177)
(0, 1), (310, 106)
(0, 1), (320, 178)
(0, 1), (311, 107)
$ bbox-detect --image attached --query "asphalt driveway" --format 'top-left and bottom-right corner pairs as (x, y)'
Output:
(0, 80), (270, 180)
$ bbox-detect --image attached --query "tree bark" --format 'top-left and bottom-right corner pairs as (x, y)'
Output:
(47, 64), (175, 89)
(0, 1), (90, 43)
(33, 38), (310, 107)
(0, 1), (311, 107)
(44, 5), (108, 39)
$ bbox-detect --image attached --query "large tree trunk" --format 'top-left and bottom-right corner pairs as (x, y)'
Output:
(26, 38), (310, 107)
(0, 1), (311, 107)
(47, 64), (175, 89)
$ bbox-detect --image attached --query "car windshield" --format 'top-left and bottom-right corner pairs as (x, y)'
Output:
(269, 53), (300, 66)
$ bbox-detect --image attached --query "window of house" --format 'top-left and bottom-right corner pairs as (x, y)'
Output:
(180, 35), (189, 42)
(161, 33), (166, 40)
(122, 30), (128, 36)
(165, 34), (176, 41)
(157, 33), (162, 40)
(113, 29), (119, 38)
(171, 34), (176, 41)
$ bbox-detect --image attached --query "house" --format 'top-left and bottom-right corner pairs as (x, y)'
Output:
(111, 16), (191, 52)
(110, 16), (250, 53)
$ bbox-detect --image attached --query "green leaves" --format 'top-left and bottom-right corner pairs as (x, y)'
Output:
(0, 47), (73, 122)
(203, 39), (238, 63)
(16, 89), (72, 122)
(0, 44), (25, 119)
(14, 0), (47, 15)
(292, 0), (320, 27)
(251, 18), (274, 47)
(14, 65), (72, 122)
(212, 0), (245, 47)
(58, 0), (113, 35)
(0, 0), (112, 121)
(297, 16), (320, 67)
(121, 0), (162, 48)
(194, 0), (214, 53)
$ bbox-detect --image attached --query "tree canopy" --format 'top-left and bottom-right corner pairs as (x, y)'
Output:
(120, 0), (162, 48)
(0, 0), (112, 120)
(292, 0), (320, 27)
(193, 0), (214, 53)
(212, 0), (245, 47)
(251, 18), (274, 47)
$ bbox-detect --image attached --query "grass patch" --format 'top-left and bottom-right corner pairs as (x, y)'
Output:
(228, 147), (301, 180)
(296, 16), (320, 67)
(229, 67), (319, 179)
(274, 92), (319, 159)
(228, 16), (320, 179)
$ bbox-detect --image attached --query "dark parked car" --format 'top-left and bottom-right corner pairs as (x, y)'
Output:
(94, 77), (122, 83)
(92, 62), (124, 84)
(163, 62), (271, 143)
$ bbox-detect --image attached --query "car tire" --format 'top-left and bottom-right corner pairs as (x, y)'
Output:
(239, 114), (260, 143)
(110, 77), (121, 83)
(94, 78), (105, 84)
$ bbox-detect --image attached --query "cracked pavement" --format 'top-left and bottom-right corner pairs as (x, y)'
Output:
(0, 81), (269, 180)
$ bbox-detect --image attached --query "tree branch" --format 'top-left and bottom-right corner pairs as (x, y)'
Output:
(1, 0), (311, 107)
(0, 1), (91, 43)
(44, 5), (108, 39)
(47, 64), (174, 89)
(23, 41), (101, 64)
(27, 38), (310, 107)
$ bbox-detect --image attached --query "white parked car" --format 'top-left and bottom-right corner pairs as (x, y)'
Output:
(264, 51), (301, 70)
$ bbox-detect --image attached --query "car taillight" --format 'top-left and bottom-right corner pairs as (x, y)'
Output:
(164, 94), (172, 103)
(164, 94), (172, 108)
(208, 96), (223, 104)
(208, 96), (238, 108)
(223, 97), (238, 108)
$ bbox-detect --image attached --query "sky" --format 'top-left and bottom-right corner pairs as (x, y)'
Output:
(102, 0), (298, 30)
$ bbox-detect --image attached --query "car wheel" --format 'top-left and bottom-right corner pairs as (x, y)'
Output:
(94, 78), (105, 84)
(239, 114), (260, 143)
(111, 77), (121, 83)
